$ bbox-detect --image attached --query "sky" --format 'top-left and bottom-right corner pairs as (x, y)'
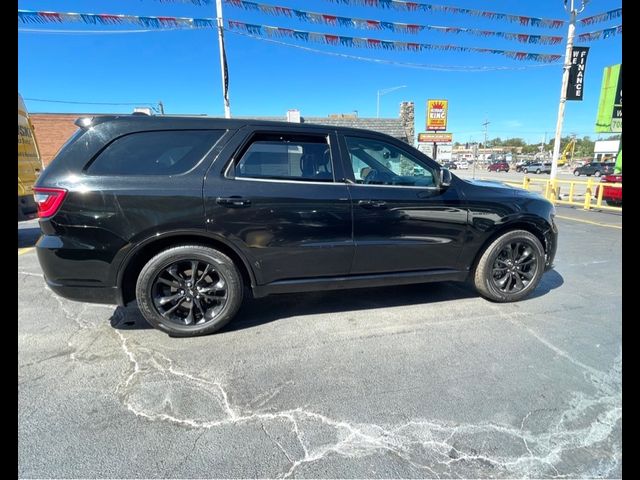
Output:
(18, 0), (622, 143)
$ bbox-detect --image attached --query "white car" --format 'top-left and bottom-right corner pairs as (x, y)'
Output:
(456, 161), (469, 169)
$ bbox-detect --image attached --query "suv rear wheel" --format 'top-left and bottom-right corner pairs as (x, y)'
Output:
(473, 230), (545, 302)
(135, 245), (243, 336)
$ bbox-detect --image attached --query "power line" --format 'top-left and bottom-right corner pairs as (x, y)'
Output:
(24, 98), (158, 106)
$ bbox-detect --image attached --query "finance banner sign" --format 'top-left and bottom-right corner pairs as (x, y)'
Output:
(426, 99), (448, 131)
(595, 64), (622, 133)
(566, 46), (589, 101)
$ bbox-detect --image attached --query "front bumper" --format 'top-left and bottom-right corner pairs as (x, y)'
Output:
(544, 217), (559, 271)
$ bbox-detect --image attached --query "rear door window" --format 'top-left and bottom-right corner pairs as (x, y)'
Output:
(233, 133), (334, 182)
(86, 130), (224, 175)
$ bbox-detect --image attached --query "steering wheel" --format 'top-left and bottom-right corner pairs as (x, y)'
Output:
(365, 169), (396, 185)
(364, 169), (378, 184)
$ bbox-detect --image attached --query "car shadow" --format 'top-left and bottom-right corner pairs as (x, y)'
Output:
(109, 270), (564, 334)
(18, 227), (41, 248)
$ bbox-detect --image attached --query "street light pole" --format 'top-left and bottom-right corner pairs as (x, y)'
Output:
(376, 85), (406, 118)
(550, 0), (588, 181)
(215, 0), (231, 118)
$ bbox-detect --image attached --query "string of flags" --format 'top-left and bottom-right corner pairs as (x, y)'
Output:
(319, 0), (567, 29)
(577, 24), (622, 42)
(226, 20), (562, 62)
(18, 10), (217, 29)
(225, 0), (564, 44)
(578, 8), (622, 26)
(16, 10), (622, 45)
(153, 0), (623, 30)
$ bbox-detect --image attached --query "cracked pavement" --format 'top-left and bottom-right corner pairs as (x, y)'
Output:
(18, 207), (621, 478)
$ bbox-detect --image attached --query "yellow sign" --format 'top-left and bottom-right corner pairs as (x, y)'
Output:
(418, 132), (452, 143)
(427, 99), (448, 131)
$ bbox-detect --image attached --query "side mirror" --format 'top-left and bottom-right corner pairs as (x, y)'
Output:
(440, 168), (452, 189)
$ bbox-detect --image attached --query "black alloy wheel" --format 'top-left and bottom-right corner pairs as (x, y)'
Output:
(490, 241), (538, 294)
(152, 259), (228, 326)
(473, 230), (545, 302)
(136, 245), (243, 336)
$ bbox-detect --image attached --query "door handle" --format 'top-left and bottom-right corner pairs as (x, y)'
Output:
(358, 200), (387, 209)
(216, 196), (251, 208)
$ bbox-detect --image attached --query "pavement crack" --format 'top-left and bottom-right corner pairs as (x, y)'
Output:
(261, 423), (296, 464)
(112, 328), (622, 478)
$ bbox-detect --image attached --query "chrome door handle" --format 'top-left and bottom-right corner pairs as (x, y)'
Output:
(216, 196), (251, 208)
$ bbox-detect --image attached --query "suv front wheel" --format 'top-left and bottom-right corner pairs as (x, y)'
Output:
(473, 230), (545, 302)
(136, 245), (243, 336)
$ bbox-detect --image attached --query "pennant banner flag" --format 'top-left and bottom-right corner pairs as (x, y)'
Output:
(225, 0), (564, 44)
(577, 25), (622, 42)
(579, 8), (622, 26)
(319, 0), (566, 29)
(226, 20), (563, 62)
(18, 9), (216, 29)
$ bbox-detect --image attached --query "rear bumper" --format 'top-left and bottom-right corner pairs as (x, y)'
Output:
(44, 276), (119, 305)
(36, 233), (122, 305)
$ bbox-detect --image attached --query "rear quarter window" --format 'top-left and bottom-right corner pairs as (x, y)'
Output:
(86, 130), (224, 175)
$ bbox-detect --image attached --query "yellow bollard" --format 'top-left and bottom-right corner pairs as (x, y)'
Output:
(568, 182), (575, 204)
(596, 181), (605, 208)
(584, 178), (593, 210)
(522, 176), (530, 190)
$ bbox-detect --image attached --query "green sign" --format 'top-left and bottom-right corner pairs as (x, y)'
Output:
(595, 64), (622, 133)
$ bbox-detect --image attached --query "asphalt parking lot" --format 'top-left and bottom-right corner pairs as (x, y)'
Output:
(18, 206), (621, 478)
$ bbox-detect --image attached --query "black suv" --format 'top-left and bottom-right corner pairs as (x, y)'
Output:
(573, 162), (615, 177)
(35, 116), (558, 336)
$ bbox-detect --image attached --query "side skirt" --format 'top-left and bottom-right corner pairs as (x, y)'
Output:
(252, 269), (469, 298)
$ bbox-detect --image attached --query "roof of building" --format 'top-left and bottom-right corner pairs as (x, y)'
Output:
(235, 115), (410, 141)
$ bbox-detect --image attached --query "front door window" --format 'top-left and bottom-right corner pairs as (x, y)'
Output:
(345, 136), (436, 187)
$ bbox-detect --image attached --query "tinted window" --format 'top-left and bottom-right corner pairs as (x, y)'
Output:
(235, 133), (333, 182)
(87, 130), (223, 175)
(345, 136), (436, 187)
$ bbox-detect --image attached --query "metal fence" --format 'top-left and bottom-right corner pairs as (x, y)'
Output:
(498, 177), (623, 212)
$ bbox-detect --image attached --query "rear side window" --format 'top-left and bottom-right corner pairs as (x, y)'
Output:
(86, 130), (223, 175)
(234, 133), (333, 182)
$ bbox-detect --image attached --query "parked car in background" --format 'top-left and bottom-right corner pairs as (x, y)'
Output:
(456, 160), (469, 170)
(487, 161), (509, 172)
(34, 115), (558, 336)
(522, 162), (551, 174)
(515, 160), (535, 172)
(443, 161), (457, 170)
(596, 174), (622, 207)
(573, 162), (615, 177)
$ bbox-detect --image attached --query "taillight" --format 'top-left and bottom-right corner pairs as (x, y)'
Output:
(33, 187), (67, 218)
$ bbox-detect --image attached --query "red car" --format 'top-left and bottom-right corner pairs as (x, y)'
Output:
(487, 161), (509, 172)
(596, 174), (622, 207)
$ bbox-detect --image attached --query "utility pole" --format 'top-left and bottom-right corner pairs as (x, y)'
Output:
(482, 118), (490, 163)
(158, 100), (165, 115)
(215, 0), (231, 118)
(550, 0), (589, 181)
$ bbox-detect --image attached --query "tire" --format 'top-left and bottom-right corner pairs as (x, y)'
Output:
(473, 230), (545, 303)
(574, 170), (580, 176)
(536, 169), (541, 174)
(523, 169), (529, 174)
(135, 245), (244, 337)
(605, 200), (622, 207)
(594, 170), (601, 177)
